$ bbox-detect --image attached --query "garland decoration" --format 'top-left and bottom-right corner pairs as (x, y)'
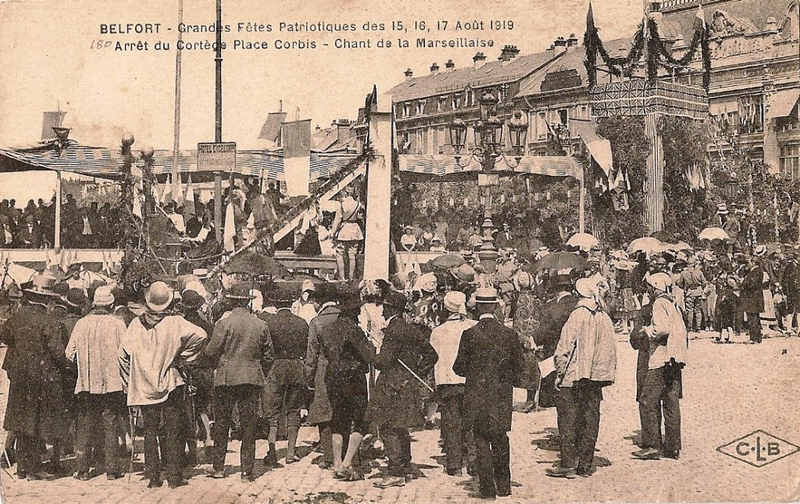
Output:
(584, 3), (711, 89)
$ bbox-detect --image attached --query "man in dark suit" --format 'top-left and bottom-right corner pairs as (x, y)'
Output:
(454, 287), (524, 499)
(741, 250), (766, 343)
(203, 283), (274, 482)
(15, 214), (40, 248)
(532, 274), (578, 409)
(369, 290), (438, 489)
(259, 286), (309, 466)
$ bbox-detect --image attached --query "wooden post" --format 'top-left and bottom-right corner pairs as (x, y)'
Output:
(579, 164), (585, 234)
(363, 110), (392, 280)
(54, 171), (62, 249)
(644, 113), (664, 233)
(214, 172), (222, 242)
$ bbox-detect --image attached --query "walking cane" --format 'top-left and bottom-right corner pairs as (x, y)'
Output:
(1, 446), (14, 481)
(128, 407), (136, 484)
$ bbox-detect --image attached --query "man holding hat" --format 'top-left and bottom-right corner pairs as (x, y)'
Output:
(66, 286), (127, 480)
(119, 281), (207, 488)
(203, 283), (272, 482)
(633, 272), (688, 461)
(430, 291), (477, 476)
(547, 277), (616, 479)
(2, 272), (71, 480)
(454, 287), (524, 498)
(369, 290), (438, 489)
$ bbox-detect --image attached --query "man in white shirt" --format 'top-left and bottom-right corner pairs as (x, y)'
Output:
(429, 291), (477, 476)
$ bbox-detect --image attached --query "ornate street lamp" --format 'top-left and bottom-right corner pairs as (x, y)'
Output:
(446, 92), (529, 271)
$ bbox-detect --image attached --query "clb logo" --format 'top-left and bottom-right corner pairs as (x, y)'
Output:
(717, 430), (799, 468)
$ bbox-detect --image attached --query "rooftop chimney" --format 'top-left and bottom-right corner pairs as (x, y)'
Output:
(552, 36), (568, 54)
(333, 119), (353, 144)
(499, 45), (520, 63)
(566, 33), (579, 47)
(430, 62), (440, 75)
(445, 59), (455, 71)
(473, 52), (487, 68)
(404, 68), (413, 81)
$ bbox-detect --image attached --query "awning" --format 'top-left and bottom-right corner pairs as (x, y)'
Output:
(0, 139), (356, 182)
(770, 88), (800, 118)
(398, 154), (581, 179)
(572, 119), (613, 179)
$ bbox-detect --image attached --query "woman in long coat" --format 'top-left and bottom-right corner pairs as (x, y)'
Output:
(2, 287), (72, 478)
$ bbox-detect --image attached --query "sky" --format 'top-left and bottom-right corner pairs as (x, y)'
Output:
(0, 0), (644, 201)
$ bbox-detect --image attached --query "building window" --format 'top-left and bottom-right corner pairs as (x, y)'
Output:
(780, 144), (800, 180)
(499, 84), (509, 102)
(452, 94), (462, 110)
(738, 95), (763, 134)
(402, 103), (411, 117)
(535, 112), (548, 140)
(415, 100), (426, 115)
(438, 96), (446, 112)
(416, 130), (425, 154)
(558, 109), (569, 126)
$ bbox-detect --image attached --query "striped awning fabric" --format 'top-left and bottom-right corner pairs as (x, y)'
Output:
(398, 154), (582, 179)
(0, 140), (356, 182)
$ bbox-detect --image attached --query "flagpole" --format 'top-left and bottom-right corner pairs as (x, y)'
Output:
(172, 0), (184, 204)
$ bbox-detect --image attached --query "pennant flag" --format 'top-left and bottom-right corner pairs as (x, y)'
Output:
(132, 185), (143, 219)
(693, 4), (706, 32)
(223, 200), (236, 252)
(172, 174), (184, 206)
(183, 174), (195, 220)
(163, 175), (173, 205)
(259, 112), (288, 143)
(41, 111), (66, 140)
(282, 119), (312, 197)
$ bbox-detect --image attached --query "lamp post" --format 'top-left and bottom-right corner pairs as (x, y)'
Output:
(447, 93), (528, 271)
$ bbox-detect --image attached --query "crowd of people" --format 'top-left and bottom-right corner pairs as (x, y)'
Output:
(0, 195), (129, 249)
(1, 215), (797, 498)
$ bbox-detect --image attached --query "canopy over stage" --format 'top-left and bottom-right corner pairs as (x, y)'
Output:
(0, 139), (357, 183)
(397, 154), (583, 180)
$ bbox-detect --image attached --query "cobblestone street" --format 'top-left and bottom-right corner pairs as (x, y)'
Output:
(1, 334), (799, 503)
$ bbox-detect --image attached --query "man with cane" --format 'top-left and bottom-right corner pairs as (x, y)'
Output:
(368, 290), (438, 489)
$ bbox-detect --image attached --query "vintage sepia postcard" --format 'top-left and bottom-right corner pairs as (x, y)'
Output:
(0, 0), (799, 502)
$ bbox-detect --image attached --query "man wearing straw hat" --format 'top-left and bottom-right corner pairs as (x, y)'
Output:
(454, 287), (524, 498)
(118, 281), (207, 488)
(1, 271), (71, 480)
(203, 283), (273, 482)
(429, 291), (476, 477)
(66, 286), (127, 481)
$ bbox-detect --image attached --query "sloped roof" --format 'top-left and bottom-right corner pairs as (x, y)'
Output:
(516, 39), (633, 98)
(0, 139), (356, 182)
(387, 49), (563, 102)
(661, 0), (791, 40)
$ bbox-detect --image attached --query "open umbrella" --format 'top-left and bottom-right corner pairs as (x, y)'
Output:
(566, 233), (599, 252)
(662, 241), (693, 252)
(223, 250), (289, 278)
(628, 237), (665, 255)
(428, 253), (466, 269)
(698, 227), (729, 242)
(524, 251), (587, 273)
